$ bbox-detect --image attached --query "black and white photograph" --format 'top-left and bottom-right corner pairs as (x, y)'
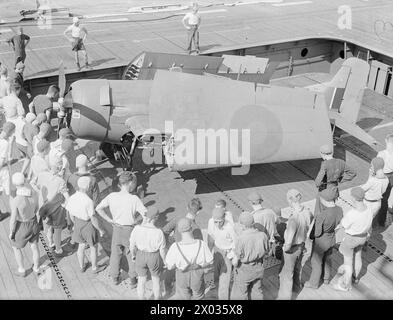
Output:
(0, 0), (392, 308)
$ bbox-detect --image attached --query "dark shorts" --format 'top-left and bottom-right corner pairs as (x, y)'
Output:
(339, 233), (367, 257)
(72, 217), (99, 246)
(135, 250), (163, 277)
(11, 218), (40, 249)
(72, 38), (86, 51)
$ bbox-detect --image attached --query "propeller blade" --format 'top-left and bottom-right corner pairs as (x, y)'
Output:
(58, 60), (66, 98)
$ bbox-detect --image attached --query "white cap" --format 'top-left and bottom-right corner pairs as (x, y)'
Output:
(76, 154), (88, 168)
(73, 17), (79, 23)
(12, 172), (25, 186)
(77, 176), (90, 190)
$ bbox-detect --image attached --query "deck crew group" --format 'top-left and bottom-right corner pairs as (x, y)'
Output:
(0, 10), (392, 300)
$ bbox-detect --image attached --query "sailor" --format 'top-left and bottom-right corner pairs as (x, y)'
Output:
(23, 113), (46, 155)
(7, 108), (30, 175)
(48, 138), (76, 180)
(129, 206), (166, 300)
(0, 122), (15, 220)
(207, 207), (237, 300)
(32, 122), (51, 155)
(0, 82), (25, 121)
(315, 144), (357, 197)
(66, 176), (106, 274)
(277, 189), (313, 300)
(334, 187), (373, 291)
(215, 199), (234, 224)
(36, 160), (69, 257)
(376, 133), (393, 227)
(182, 2), (201, 54)
(304, 188), (343, 289)
(162, 198), (203, 243)
(361, 157), (389, 224)
(165, 218), (214, 300)
(232, 212), (269, 300)
(96, 171), (147, 287)
(0, 65), (11, 99)
(8, 62), (31, 109)
(28, 85), (60, 121)
(64, 17), (90, 71)
(247, 191), (277, 247)
(29, 140), (50, 184)
(67, 154), (99, 204)
(9, 172), (41, 277)
(6, 27), (30, 67)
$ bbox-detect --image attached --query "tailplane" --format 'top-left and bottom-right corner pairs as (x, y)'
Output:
(307, 58), (378, 146)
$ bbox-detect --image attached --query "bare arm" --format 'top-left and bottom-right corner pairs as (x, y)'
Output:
(9, 200), (18, 240)
(82, 27), (88, 41)
(63, 27), (72, 41)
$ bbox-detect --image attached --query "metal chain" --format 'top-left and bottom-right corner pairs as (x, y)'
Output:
(38, 233), (73, 299)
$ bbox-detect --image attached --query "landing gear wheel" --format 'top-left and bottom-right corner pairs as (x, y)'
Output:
(100, 142), (116, 160)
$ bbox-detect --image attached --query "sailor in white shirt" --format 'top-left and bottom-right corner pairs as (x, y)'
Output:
(361, 157), (389, 220)
(96, 171), (147, 286)
(66, 176), (106, 274)
(0, 123), (15, 204)
(64, 17), (89, 70)
(182, 2), (201, 54)
(376, 133), (393, 226)
(129, 206), (166, 300)
(0, 84), (25, 121)
(166, 218), (213, 300)
(7, 113), (30, 175)
(335, 187), (373, 291)
(207, 207), (237, 300)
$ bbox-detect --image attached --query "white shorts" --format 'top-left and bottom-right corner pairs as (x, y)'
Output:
(0, 167), (10, 195)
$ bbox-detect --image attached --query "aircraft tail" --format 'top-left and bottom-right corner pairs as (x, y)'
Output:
(307, 58), (378, 146)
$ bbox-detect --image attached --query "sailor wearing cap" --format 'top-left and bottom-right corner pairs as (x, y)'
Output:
(129, 206), (166, 300)
(9, 172), (40, 277)
(165, 218), (213, 300)
(247, 191), (277, 245)
(376, 134), (393, 226)
(360, 157), (389, 221)
(66, 176), (106, 274)
(277, 189), (313, 300)
(64, 17), (90, 70)
(231, 212), (269, 300)
(0, 123), (16, 205)
(207, 207), (237, 300)
(334, 187), (373, 291)
(315, 144), (357, 197)
(304, 188), (343, 289)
